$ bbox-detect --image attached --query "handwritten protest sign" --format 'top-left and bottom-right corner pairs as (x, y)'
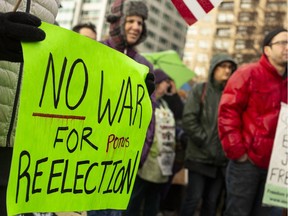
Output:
(7, 22), (152, 215)
(263, 103), (288, 208)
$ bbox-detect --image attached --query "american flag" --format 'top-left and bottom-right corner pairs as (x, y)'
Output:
(171, 0), (223, 25)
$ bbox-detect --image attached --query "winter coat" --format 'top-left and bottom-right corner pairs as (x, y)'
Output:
(182, 54), (237, 177)
(218, 54), (288, 169)
(0, 0), (60, 148)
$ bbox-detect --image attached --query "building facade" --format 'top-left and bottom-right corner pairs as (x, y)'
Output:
(183, 0), (287, 78)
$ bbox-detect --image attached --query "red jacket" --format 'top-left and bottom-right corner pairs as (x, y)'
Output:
(218, 55), (288, 169)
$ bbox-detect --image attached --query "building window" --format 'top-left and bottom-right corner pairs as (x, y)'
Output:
(267, 1), (287, 9)
(185, 41), (195, 48)
(216, 28), (231, 37)
(173, 32), (181, 39)
(235, 39), (253, 49)
(165, 2), (174, 11)
(194, 66), (206, 77)
(163, 13), (171, 22)
(236, 26), (255, 35)
(214, 39), (230, 50)
(148, 30), (156, 39)
(265, 12), (286, 23)
(187, 26), (197, 35)
(219, 1), (234, 10)
(159, 37), (168, 45)
(144, 41), (153, 49)
(198, 40), (209, 49)
(240, 0), (258, 8)
(161, 25), (169, 33)
(200, 28), (212, 36)
(148, 17), (158, 26)
(239, 12), (257, 22)
(150, 5), (160, 14)
(196, 54), (208, 62)
(171, 43), (179, 52)
(175, 21), (185, 31)
(183, 52), (192, 61)
(235, 40), (245, 50)
(217, 13), (234, 23)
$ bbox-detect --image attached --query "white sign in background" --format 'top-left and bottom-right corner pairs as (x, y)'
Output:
(263, 103), (288, 208)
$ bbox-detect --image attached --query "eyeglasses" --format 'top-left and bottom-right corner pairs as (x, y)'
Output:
(269, 40), (288, 47)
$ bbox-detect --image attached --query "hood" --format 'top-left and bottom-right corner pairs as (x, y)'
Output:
(106, 0), (148, 51)
(208, 53), (237, 83)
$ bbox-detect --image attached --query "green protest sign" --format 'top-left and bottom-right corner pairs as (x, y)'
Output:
(7, 22), (152, 215)
(263, 103), (288, 208)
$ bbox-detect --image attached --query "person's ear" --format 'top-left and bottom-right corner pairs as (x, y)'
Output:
(263, 45), (271, 57)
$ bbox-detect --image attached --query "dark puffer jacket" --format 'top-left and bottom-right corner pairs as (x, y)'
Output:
(182, 54), (237, 177)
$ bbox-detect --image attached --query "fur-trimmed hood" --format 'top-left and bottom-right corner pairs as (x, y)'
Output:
(106, 0), (148, 51)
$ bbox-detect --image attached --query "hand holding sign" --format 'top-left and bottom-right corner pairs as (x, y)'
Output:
(0, 12), (45, 62)
(7, 22), (152, 215)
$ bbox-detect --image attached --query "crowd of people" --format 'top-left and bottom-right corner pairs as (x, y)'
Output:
(0, 0), (287, 216)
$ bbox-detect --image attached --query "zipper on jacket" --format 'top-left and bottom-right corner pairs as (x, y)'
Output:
(6, 0), (30, 147)
(6, 63), (24, 147)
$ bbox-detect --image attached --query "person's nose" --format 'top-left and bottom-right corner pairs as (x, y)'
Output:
(132, 22), (141, 30)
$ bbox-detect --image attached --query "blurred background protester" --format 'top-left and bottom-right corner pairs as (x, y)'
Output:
(181, 54), (237, 216)
(72, 22), (97, 40)
(218, 28), (287, 216)
(159, 78), (188, 216)
(125, 69), (176, 216)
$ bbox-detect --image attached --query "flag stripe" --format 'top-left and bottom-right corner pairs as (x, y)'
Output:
(197, 0), (214, 13)
(171, 0), (198, 25)
(171, 0), (221, 26)
(184, 0), (207, 20)
(210, 0), (223, 7)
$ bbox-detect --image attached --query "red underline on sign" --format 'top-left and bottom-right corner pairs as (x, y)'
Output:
(32, 113), (86, 120)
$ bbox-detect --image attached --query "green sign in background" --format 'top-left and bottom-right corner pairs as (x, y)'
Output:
(263, 184), (288, 208)
(7, 22), (152, 215)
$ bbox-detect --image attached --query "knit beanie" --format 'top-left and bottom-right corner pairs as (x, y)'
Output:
(262, 28), (287, 51)
(154, 69), (171, 84)
(106, 0), (148, 50)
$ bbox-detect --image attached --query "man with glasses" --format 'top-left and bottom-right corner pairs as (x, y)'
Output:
(181, 54), (237, 216)
(218, 28), (287, 216)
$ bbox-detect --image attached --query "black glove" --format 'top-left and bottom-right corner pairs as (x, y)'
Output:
(0, 12), (46, 62)
(145, 72), (155, 96)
